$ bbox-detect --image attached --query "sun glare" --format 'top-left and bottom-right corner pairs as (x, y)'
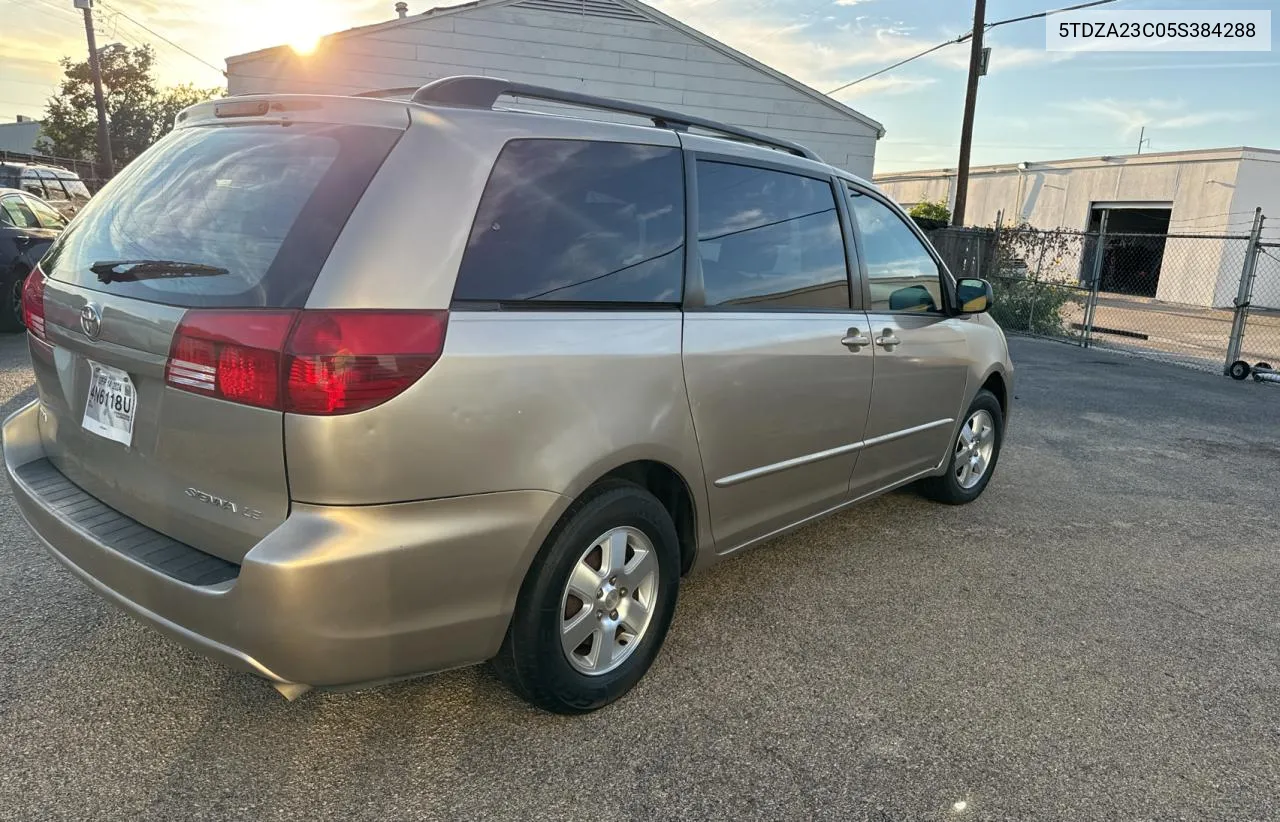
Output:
(290, 32), (323, 55)
(247, 1), (346, 56)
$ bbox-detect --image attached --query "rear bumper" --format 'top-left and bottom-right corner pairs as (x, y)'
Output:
(3, 400), (566, 688)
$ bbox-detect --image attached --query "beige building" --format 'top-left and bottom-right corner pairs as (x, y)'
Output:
(876, 147), (1280, 309)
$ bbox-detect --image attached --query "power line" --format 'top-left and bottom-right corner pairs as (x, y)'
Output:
(826, 0), (1120, 95)
(8, 0), (82, 29)
(96, 0), (223, 77)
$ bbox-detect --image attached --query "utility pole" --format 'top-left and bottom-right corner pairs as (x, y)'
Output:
(1136, 126), (1150, 155)
(74, 0), (114, 181)
(950, 0), (986, 227)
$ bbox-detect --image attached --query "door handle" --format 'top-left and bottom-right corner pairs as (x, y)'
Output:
(874, 329), (902, 351)
(841, 328), (870, 351)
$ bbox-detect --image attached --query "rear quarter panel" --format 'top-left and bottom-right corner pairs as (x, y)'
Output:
(283, 311), (709, 526)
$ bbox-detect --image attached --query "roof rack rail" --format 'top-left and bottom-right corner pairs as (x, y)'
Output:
(407, 75), (821, 161)
(353, 87), (421, 99)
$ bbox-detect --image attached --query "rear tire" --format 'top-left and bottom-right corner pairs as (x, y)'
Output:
(0, 269), (27, 332)
(491, 480), (680, 714)
(918, 389), (1004, 505)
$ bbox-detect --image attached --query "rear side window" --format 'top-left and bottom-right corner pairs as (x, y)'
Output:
(38, 176), (68, 200)
(1, 196), (38, 229)
(63, 179), (91, 200)
(454, 139), (684, 305)
(695, 161), (849, 310)
(40, 122), (400, 308)
(24, 196), (67, 229)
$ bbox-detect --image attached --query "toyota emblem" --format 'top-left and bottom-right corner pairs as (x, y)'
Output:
(80, 303), (102, 340)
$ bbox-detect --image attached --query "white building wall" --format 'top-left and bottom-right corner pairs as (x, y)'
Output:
(1226, 153), (1280, 309)
(876, 152), (1259, 307)
(225, 1), (879, 176)
(0, 120), (42, 154)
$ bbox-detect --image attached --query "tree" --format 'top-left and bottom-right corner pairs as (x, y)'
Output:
(909, 199), (952, 223)
(38, 45), (221, 171)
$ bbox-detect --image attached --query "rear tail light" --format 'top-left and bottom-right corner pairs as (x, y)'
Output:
(21, 266), (47, 343)
(166, 311), (296, 409)
(285, 311), (449, 415)
(165, 310), (448, 415)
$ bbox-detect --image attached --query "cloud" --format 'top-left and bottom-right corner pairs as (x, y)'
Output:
(1058, 98), (1255, 138)
(833, 0), (872, 6)
(835, 74), (936, 98)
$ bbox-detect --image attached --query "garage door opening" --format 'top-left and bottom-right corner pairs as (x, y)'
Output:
(1084, 204), (1172, 298)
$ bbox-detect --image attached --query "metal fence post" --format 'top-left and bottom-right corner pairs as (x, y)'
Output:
(1081, 211), (1108, 348)
(989, 209), (1003, 275)
(1224, 208), (1265, 373)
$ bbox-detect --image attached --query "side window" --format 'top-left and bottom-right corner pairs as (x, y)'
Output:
(847, 188), (944, 313)
(1, 197), (39, 229)
(19, 175), (45, 199)
(454, 139), (684, 304)
(40, 177), (68, 201)
(23, 196), (67, 229)
(695, 161), (848, 310)
(63, 179), (91, 200)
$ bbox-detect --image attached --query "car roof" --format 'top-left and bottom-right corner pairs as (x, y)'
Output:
(0, 162), (80, 180)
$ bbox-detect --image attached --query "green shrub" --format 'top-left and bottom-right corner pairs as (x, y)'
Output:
(909, 200), (951, 223)
(990, 276), (1082, 337)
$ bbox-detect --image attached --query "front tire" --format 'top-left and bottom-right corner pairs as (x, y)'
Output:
(492, 480), (680, 714)
(918, 389), (1004, 505)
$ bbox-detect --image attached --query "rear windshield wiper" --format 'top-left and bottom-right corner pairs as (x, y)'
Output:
(90, 259), (230, 284)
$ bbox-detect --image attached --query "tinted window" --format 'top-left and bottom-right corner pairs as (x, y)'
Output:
(63, 179), (91, 200)
(455, 139), (684, 304)
(41, 122), (400, 308)
(39, 178), (68, 201)
(19, 176), (45, 198)
(1, 196), (38, 229)
(848, 189), (943, 313)
(696, 161), (848, 309)
(24, 196), (66, 229)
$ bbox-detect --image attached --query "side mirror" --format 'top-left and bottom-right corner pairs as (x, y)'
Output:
(955, 278), (993, 314)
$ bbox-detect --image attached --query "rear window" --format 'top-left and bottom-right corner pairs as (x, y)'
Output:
(63, 179), (91, 200)
(41, 122), (400, 308)
(453, 139), (684, 306)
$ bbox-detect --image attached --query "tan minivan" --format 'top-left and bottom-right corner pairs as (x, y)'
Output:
(4, 77), (1012, 713)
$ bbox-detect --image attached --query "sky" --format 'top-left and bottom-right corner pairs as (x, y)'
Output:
(1, 0), (1277, 173)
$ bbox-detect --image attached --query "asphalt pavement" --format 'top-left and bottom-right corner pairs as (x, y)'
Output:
(1, 333), (1277, 822)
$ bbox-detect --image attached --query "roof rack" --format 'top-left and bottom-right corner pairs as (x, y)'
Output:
(404, 75), (821, 161)
(353, 87), (421, 99)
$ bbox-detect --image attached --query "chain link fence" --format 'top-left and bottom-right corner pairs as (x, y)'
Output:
(1237, 240), (1280, 370)
(926, 219), (1279, 375)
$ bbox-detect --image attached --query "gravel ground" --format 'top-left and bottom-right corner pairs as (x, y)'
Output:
(1, 333), (1277, 822)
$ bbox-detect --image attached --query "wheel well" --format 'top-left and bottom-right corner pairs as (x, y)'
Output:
(600, 460), (697, 575)
(981, 371), (1007, 416)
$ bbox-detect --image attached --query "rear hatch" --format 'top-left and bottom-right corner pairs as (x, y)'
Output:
(25, 105), (404, 563)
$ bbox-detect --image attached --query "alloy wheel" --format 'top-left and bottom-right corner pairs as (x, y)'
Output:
(954, 409), (996, 490)
(559, 526), (660, 676)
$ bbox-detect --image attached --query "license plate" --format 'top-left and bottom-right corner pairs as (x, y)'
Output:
(82, 361), (137, 447)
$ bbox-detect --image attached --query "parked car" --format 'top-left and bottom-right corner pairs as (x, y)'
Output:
(0, 188), (66, 331)
(3, 77), (1012, 713)
(0, 162), (92, 219)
